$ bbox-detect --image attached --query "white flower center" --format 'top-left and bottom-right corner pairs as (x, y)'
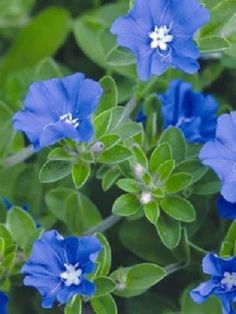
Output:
(140, 191), (152, 205)
(60, 112), (79, 128)
(221, 272), (236, 290)
(60, 263), (82, 286)
(149, 25), (173, 51)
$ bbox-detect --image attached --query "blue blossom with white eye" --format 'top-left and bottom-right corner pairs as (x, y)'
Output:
(160, 80), (218, 143)
(13, 73), (103, 151)
(22, 230), (102, 309)
(217, 195), (236, 220)
(199, 112), (236, 203)
(0, 291), (8, 314)
(110, 0), (209, 81)
(191, 253), (236, 314)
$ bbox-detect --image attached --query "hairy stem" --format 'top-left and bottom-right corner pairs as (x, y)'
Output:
(165, 261), (187, 275)
(3, 145), (34, 168)
(84, 215), (122, 235)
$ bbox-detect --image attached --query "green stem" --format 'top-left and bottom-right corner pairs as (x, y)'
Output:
(84, 215), (122, 235)
(165, 261), (186, 275)
(3, 145), (34, 168)
(123, 97), (137, 120)
(189, 241), (208, 254)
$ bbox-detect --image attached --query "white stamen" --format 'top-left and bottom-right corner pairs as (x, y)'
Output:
(149, 25), (173, 51)
(175, 116), (192, 128)
(221, 272), (236, 290)
(60, 113), (80, 128)
(140, 191), (152, 205)
(60, 263), (82, 287)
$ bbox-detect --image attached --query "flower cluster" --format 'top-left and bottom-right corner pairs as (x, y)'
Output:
(111, 0), (209, 80)
(191, 253), (236, 314)
(22, 230), (102, 308)
(13, 73), (103, 151)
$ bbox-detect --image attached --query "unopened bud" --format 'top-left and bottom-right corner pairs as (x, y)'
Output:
(134, 163), (145, 179)
(140, 191), (152, 205)
(90, 141), (104, 154)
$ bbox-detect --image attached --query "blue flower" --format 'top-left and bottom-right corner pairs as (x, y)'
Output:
(199, 112), (236, 203)
(191, 253), (236, 314)
(0, 291), (8, 314)
(160, 80), (218, 143)
(136, 109), (147, 123)
(217, 196), (236, 220)
(110, 0), (209, 81)
(22, 230), (102, 309)
(13, 73), (103, 151)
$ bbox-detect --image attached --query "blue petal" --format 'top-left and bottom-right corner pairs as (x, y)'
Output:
(57, 279), (95, 304)
(171, 51), (200, 74)
(0, 291), (8, 314)
(172, 39), (200, 59)
(77, 118), (94, 142)
(199, 140), (236, 183)
(171, 0), (210, 34)
(190, 279), (216, 304)
(22, 230), (65, 275)
(63, 236), (102, 266)
(217, 195), (236, 220)
(75, 79), (103, 118)
(216, 112), (236, 153)
(39, 121), (80, 148)
(221, 181), (236, 203)
(151, 53), (169, 77)
(202, 253), (224, 276)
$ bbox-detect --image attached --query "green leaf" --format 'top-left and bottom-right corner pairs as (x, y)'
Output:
(174, 159), (207, 184)
(98, 134), (120, 150)
(108, 106), (126, 131)
(96, 233), (112, 277)
(65, 295), (82, 314)
(150, 143), (172, 172)
(72, 162), (91, 189)
(111, 263), (166, 297)
(39, 160), (71, 183)
(112, 194), (141, 217)
(159, 127), (186, 164)
(164, 173), (192, 193)
(97, 76), (118, 114)
(94, 110), (112, 138)
(156, 213), (181, 249)
(126, 263), (166, 290)
(106, 46), (136, 66)
(65, 192), (101, 235)
(220, 221), (236, 256)
(192, 169), (220, 195)
(91, 295), (117, 314)
(160, 196), (196, 222)
(48, 147), (72, 161)
(0, 7), (70, 82)
(131, 144), (148, 168)
(144, 201), (160, 224)
(119, 219), (176, 265)
(6, 206), (36, 250)
(95, 277), (116, 297)
(0, 224), (13, 250)
(113, 122), (143, 141)
(98, 145), (132, 164)
(45, 188), (74, 222)
(102, 167), (121, 191)
(198, 36), (229, 53)
(116, 179), (140, 193)
(157, 160), (175, 181)
(201, 0), (236, 37)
